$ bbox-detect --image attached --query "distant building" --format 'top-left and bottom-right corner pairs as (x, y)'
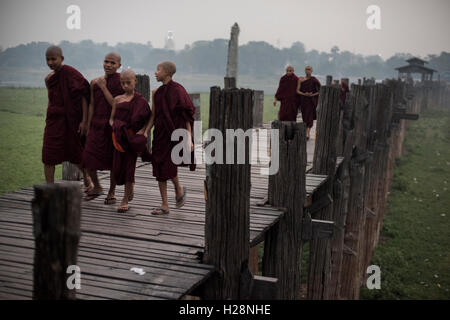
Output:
(395, 57), (436, 82)
(164, 31), (175, 51)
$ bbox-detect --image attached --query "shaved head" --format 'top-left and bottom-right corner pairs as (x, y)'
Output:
(159, 61), (176, 76)
(46, 45), (63, 57)
(121, 68), (136, 78)
(105, 51), (121, 64)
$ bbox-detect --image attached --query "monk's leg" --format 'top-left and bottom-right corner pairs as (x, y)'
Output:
(108, 173), (117, 199)
(76, 164), (93, 192)
(118, 182), (132, 212)
(86, 169), (103, 194)
(171, 175), (184, 199)
(157, 180), (170, 211)
(44, 164), (55, 184)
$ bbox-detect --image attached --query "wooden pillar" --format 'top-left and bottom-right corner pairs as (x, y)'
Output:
(328, 89), (356, 299)
(62, 162), (80, 181)
(32, 182), (82, 299)
(326, 75), (333, 86)
(188, 93), (202, 121)
(252, 90), (264, 127)
(307, 86), (340, 299)
(262, 121), (307, 299)
(340, 84), (370, 299)
(203, 87), (253, 299)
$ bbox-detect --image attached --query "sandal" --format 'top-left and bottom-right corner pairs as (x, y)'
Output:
(151, 207), (170, 215)
(117, 203), (129, 213)
(84, 192), (104, 201)
(175, 187), (186, 208)
(104, 196), (117, 205)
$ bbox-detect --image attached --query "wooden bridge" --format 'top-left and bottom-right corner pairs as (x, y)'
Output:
(0, 77), (447, 300)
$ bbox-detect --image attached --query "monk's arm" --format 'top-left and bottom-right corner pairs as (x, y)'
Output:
(186, 121), (193, 151)
(98, 80), (115, 107)
(109, 97), (118, 127)
(87, 83), (95, 134)
(296, 79), (306, 96)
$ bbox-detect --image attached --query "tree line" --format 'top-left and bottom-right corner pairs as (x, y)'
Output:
(0, 39), (449, 80)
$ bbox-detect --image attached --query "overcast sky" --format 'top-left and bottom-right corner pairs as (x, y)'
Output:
(0, 0), (449, 59)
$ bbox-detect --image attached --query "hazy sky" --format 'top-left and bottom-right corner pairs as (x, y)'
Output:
(0, 0), (449, 59)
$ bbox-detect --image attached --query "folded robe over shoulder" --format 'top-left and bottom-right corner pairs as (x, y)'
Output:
(111, 92), (152, 186)
(275, 73), (300, 121)
(299, 76), (321, 128)
(83, 72), (124, 171)
(152, 80), (195, 182)
(42, 65), (90, 165)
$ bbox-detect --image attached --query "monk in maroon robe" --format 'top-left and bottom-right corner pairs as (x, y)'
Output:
(143, 61), (195, 215)
(296, 65), (321, 139)
(83, 52), (124, 203)
(274, 65), (300, 121)
(339, 78), (350, 110)
(110, 70), (151, 213)
(42, 45), (90, 184)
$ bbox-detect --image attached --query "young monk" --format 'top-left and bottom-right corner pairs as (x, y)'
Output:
(83, 52), (124, 203)
(142, 61), (195, 215)
(339, 78), (350, 110)
(273, 65), (300, 121)
(109, 69), (152, 213)
(42, 45), (90, 184)
(296, 65), (321, 139)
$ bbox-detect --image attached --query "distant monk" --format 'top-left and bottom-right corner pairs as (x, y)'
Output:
(339, 78), (350, 110)
(42, 45), (90, 184)
(296, 65), (321, 139)
(273, 65), (299, 121)
(83, 52), (124, 203)
(142, 61), (195, 215)
(109, 69), (152, 213)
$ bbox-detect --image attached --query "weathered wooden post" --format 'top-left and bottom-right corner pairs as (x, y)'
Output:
(261, 121), (307, 299)
(188, 93), (202, 121)
(203, 86), (253, 299)
(253, 90), (264, 127)
(340, 84), (370, 299)
(307, 85), (340, 299)
(32, 182), (82, 299)
(135, 74), (150, 101)
(62, 162), (80, 181)
(224, 23), (239, 89)
(326, 75), (333, 86)
(328, 92), (355, 299)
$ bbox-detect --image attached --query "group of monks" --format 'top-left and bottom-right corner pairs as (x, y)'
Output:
(274, 65), (349, 139)
(43, 45), (194, 214)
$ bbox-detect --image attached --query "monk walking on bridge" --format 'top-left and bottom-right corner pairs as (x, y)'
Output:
(142, 61), (195, 215)
(273, 65), (300, 121)
(297, 65), (321, 139)
(42, 45), (90, 184)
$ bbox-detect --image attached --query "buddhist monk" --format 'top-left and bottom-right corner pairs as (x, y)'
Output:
(296, 65), (321, 139)
(42, 45), (90, 184)
(273, 65), (300, 121)
(142, 61), (195, 215)
(339, 78), (350, 110)
(83, 52), (124, 203)
(109, 69), (152, 213)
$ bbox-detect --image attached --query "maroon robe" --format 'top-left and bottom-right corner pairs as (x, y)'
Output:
(111, 92), (151, 186)
(339, 81), (350, 110)
(299, 76), (321, 128)
(152, 80), (195, 182)
(42, 65), (90, 165)
(275, 73), (300, 121)
(83, 72), (124, 170)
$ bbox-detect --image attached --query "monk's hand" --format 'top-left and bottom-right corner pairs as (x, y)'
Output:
(78, 121), (87, 135)
(109, 118), (114, 127)
(97, 76), (106, 88)
(273, 100), (277, 107)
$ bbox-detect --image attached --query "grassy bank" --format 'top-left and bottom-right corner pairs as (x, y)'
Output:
(360, 108), (450, 299)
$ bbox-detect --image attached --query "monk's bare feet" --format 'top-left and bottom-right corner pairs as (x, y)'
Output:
(175, 187), (186, 208)
(117, 199), (129, 213)
(83, 183), (94, 194)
